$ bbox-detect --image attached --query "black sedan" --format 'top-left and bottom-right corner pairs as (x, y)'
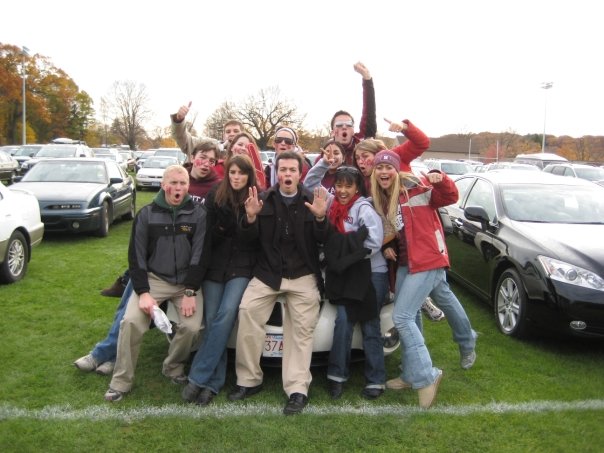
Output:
(11, 158), (136, 237)
(439, 171), (604, 338)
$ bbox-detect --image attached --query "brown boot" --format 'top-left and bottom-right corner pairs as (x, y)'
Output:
(100, 276), (126, 297)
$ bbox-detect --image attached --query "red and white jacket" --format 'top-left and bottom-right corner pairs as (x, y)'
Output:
(395, 171), (458, 274)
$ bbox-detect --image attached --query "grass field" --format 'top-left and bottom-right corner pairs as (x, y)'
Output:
(1, 190), (604, 452)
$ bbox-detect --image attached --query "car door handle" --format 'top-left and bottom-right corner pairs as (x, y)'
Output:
(454, 219), (464, 227)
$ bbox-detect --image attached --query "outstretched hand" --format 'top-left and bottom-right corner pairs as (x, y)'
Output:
(244, 186), (263, 222)
(353, 61), (371, 80)
(320, 147), (334, 166)
(420, 171), (443, 184)
(384, 117), (406, 134)
(305, 186), (329, 219)
(176, 101), (192, 122)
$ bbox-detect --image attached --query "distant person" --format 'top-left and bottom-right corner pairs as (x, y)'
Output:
(182, 155), (260, 406)
(370, 150), (476, 409)
(104, 165), (207, 402)
(228, 151), (329, 415)
(330, 62), (377, 165)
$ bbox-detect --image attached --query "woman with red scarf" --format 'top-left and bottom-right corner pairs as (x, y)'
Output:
(322, 165), (388, 400)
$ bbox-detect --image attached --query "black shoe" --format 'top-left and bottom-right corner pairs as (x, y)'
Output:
(327, 380), (344, 399)
(228, 384), (263, 401)
(182, 382), (201, 403)
(196, 388), (215, 406)
(101, 276), (126, 298)
(283, 392), (308, 415)
(361, 387), (384, 400)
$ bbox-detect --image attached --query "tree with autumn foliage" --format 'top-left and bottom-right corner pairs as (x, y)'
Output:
(0, 43), (94, 145)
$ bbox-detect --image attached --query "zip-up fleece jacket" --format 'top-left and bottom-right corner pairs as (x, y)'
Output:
(128, 191), (207, 294)
(398, 171), (458, 274)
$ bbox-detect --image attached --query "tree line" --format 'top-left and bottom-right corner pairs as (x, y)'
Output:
(1, 42), (602, 162)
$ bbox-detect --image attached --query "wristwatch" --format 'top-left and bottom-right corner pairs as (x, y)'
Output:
(184, 289), (197, 297)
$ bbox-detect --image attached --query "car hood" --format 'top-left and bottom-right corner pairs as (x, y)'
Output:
(511, 221), (604, 273)
(11, 182), (106, 202)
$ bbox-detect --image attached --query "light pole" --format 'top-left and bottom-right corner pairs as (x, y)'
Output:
(541, 81), (553, 153)
(21, 46), (30, 145)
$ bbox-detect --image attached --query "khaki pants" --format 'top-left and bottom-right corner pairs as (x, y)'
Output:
(110, 273), (203, 393)
(235, 274), (320, 396)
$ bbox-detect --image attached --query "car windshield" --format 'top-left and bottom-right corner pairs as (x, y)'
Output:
(144, 158), (177, 168)
(441, 162), (472, 175)
(36, 146), (77, 158)
(14, 146), (42, 157)
(575, 167), (604, 181)
(501, 184), (604, 224)
(22, 161), (107, 183)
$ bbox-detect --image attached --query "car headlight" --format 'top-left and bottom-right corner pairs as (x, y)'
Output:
(538, 256), (604, 291)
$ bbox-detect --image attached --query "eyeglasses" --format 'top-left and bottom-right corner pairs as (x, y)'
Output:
(274, 137), (295, 145)
(336, 166), (360, 175)
(334, 121), (354, 128)
(196, 155), (217, 166)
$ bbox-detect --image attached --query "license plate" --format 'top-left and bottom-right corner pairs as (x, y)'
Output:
(152, 181), (160, 187)
(263, 334), (283, 357)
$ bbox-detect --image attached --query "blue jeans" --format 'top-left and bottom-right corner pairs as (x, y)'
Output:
(91, 280), (133, 364)
(188, 277), (250, 394)
(392, 267), (443, 389)
(327, 272), (388, 388)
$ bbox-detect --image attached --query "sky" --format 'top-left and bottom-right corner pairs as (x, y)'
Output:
(3, 0), (603, 139)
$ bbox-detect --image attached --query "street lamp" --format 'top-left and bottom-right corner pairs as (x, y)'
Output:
(21, 46), (30, 145)
(541, 81), (553, 153)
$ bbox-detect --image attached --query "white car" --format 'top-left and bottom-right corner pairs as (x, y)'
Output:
(136, 156), (180, 190)
(0, 182), (44, 283)
(167, 291), (400, 366)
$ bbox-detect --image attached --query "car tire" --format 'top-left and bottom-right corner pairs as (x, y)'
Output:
(122, 195), (135, 221)
(0, 230), (29, 283)
(494, 268), (530, 338)
(96, 202), (110, 237)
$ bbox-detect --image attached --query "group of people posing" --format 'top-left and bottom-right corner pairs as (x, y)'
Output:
(74, 62), (477, 414)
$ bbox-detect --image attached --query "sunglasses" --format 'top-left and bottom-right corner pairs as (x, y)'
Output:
(336, 166), (360, 175)
(274, 137), (295, 145)
(334, 121), (354, 128)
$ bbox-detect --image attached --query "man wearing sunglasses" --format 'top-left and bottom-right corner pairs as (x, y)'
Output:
(330, 62), (377, 165)
(265, 126), (310, 186)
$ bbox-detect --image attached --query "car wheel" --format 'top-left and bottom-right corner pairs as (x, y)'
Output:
(494, 268), (530, 338)
(0, 231), (29, 283)
(122, 195), (135, 220)
(96, 202), (110, 237)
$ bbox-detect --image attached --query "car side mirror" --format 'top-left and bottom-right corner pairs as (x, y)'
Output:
(109, 177), (123, 184)
(465, 205), (492, 230)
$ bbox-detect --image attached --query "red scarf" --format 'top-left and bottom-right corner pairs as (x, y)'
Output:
(328, 194), (360, 233)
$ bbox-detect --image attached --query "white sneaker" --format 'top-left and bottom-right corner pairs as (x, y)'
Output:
(421, 297), (445, 322)
(95, 361), (115, 376)
(74, 354), (98, 372)
(461, 350), (477, 370)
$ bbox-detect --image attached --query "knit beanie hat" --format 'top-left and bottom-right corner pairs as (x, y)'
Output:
(373, 150), (400, 169)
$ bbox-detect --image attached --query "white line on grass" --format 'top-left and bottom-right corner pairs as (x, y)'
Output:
(2, 399), (604, 420)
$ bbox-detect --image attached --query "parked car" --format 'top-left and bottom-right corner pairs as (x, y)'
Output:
(93, 148), (128, 173)
(12, 158), (136, 237)
(11, 144), (44, 174)
(134, 150), (157, 172)
(439, 171), (604, 339)
(260, 150), (275, 165)
(154, 148), (186, 164)
(0, 145), (21, 156)
(543, 163), (604, 187)
(0, 182), (44, 283)
(485, 162), (541, 172)
(0, 150), (19, 184)
(118, 151), (137, 172)
(513, 152), (567, 170)
(136, 156), (179, 190)
(19, 144), (94, 174)
(424, 159), (473, 176)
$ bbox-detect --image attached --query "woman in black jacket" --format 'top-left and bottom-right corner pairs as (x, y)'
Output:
(182, 155), (260, 406)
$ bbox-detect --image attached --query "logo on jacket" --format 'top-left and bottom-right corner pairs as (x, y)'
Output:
(180, 225), (193, 233)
